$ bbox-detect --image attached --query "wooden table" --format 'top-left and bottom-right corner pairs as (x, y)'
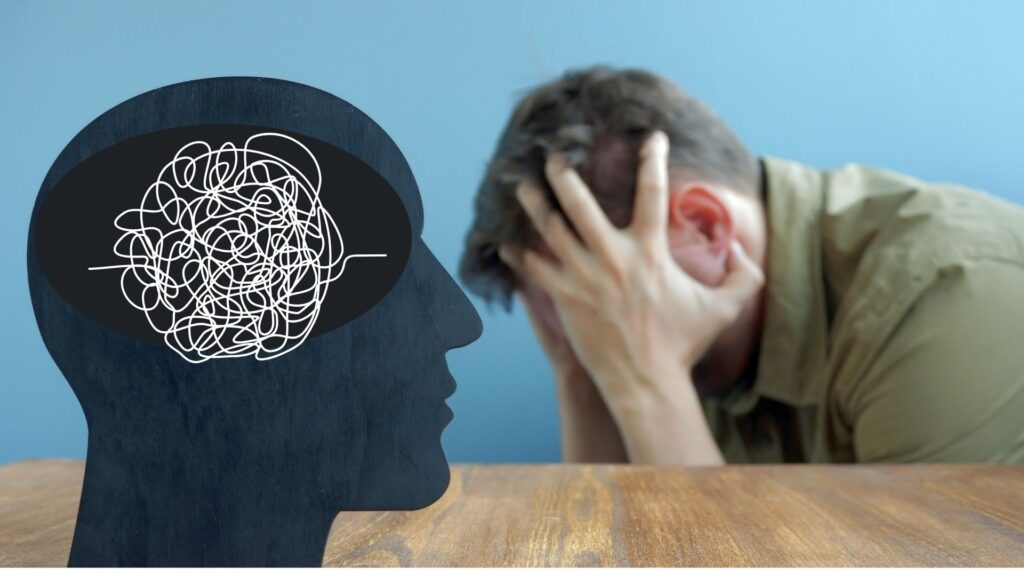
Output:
(1, 460), (1021, 567)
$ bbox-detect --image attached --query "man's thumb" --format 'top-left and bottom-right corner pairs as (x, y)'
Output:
(716, 240), (765, 304)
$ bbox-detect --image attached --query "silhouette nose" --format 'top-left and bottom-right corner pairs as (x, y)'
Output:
(422, 244), (483, 351)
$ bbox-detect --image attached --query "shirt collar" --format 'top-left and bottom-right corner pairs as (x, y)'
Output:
(723, 157), (830, 414)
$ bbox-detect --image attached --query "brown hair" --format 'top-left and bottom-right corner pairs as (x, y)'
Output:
(459, 66), (759, 307)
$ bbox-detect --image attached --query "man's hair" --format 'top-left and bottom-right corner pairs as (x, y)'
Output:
(459, 66), (759, 307)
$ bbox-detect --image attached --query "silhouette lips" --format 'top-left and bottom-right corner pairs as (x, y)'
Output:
(442, 367), (457, 400)
(441, 370), (457, 423)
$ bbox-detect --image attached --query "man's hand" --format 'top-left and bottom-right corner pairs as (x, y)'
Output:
(517, 280), (583, 383)
(518, 283), (628, 462)
(499, 131), (763, 464)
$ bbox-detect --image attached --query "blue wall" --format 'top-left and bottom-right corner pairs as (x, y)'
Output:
(2, 0), (1022, 464)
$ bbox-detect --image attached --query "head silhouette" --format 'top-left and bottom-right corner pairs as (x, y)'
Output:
(26, 78), (482, 567)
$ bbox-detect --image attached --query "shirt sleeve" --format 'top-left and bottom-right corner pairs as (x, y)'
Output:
(850, 259), (1024, 463)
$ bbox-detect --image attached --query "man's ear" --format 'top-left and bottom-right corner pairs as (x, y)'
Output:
(666, 184), (734, 286)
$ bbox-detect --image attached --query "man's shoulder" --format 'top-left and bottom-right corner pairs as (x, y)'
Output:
(765, 156), (1024, 323)
(819, 160), (1024, 292)
(757, 156), (1024, 394)
(769, 158), (1024, 291)
(792, 162), (1024, 463)
(816, 162), (1024, 422)
(815, 160), (1024, 330)
(823, 161), (1024, 228)
(766, 156), (1024, 223)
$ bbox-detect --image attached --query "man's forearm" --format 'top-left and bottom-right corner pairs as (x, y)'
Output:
(555, 368), (628, 463)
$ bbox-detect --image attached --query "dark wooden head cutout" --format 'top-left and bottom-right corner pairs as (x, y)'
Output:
(26, 77), (483, 567)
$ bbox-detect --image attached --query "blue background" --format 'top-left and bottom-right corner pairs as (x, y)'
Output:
(2, 0), (1022, 464)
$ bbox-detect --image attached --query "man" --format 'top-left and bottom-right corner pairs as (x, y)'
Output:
(460, 66), (1024, 464)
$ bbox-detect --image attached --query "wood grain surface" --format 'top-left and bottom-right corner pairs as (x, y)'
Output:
(1, 460), (1021, 567)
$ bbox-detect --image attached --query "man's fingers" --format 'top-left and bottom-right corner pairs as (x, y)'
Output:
(516, 182), (587, 269)
(544, 154), (616, 254)
(515, 291), (559, 350)
(632, 131), (671, 244)
(498, 245), (572, 297)
(715, 240), (765, 305)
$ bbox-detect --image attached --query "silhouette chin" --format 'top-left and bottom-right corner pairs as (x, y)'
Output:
(407, 462), (452, 511)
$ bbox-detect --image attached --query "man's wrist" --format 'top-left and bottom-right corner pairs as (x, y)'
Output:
(553, 364), (605, 405)
(595, 365), (723, 466)
(588, 358), (694, 411)
(600, 363), (696, 421)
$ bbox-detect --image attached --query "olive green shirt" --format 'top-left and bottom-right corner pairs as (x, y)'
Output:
(702, 157), (1024, 463)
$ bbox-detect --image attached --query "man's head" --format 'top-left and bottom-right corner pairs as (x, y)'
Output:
(462, 66), (761, 302)
(460, 66), (766, 390)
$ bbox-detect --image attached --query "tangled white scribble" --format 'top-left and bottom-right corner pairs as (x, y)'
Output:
(89, 132), (386, 363)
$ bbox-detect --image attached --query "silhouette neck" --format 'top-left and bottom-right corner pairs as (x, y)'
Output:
(68, 436), (335, 567)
